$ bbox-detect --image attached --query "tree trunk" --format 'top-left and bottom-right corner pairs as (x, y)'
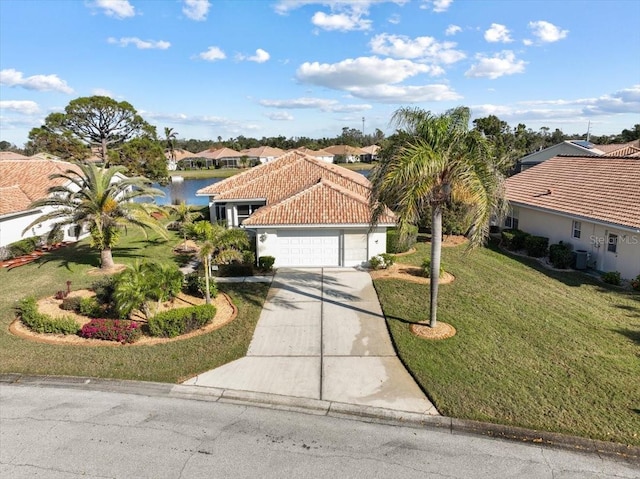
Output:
(101, 248), (115, 270)
(204, 256), (211, 305)
(429, 203), (443, 328)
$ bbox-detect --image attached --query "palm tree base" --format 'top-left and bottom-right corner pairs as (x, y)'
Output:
(87, 264), (127, 276)
(410, 321), (456, 340)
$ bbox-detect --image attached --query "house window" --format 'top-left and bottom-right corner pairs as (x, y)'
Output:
(214, 203), (227, 222)
(607, 233), (618, 253)
(505, 207), (519, 229)
(236, 203), (264, 224)
(572, 221), (581, 239)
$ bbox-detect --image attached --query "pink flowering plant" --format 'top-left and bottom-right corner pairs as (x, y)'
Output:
(79, 319), (142, 344)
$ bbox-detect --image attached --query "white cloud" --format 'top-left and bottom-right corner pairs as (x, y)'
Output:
(92, 88), (113, 97)
(0, 68), (74, 94)
(92, 0), (135, 19)
(527, 20), (568, 43)
(484, 23), (512, 43)
(0, 100), (40, 115)
(388, 13), (401, 25)
(260, 97), (372, 113)
(238, 49), (271, 63)
(107, 37), (171, 50)
(350, 83), (461, 103)
(465, 51), (526, 79)
(369, 33), (465, 65)
(311, 11), (371, 31)
(182, 0), (210, 21)
(445, 24), (461, 36)
(266, 111), (294, 121)
(420, 0), (453, 12)
(274, 1), (409, 15)
(297, 57), (434, 90)
(198, 46), (226, 61)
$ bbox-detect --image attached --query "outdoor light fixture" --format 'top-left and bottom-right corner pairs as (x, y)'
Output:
(259, 233), (267, 242)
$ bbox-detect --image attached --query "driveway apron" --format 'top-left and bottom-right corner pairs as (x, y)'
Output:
(183, 268), (437, 414)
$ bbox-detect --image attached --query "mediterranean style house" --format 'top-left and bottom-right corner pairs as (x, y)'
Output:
(505, 155), (640, 280)
(197, 151), (395, 267)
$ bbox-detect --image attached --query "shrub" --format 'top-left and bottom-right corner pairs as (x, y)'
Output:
(258, 255), (276, 272)
(421, 258), (445, 278)
(184, 272), (218, 299)
(91, 276), (116, 305)
(61, 296), (82, 311)
(369, 253), (395, 270)
(218, 262), (253, 277)
(525, 235), (549, 257)
(79, 297), (102, 317)
(602, 271), (621, 286)
(631, 275), (640, 292)
(148, 304), (216, 338)
(79, 319), (141, 343)
(242, 250), (256, 266)
(8, 237), (39, 258)
(549, 242), (574, 269)
(16, 297), (79, 335)
(387, 226), (418, 254)
(501, 229), (530, 251)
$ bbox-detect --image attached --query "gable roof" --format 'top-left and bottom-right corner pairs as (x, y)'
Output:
(0, 159), (81, 216)
(323, 144), (367, 156)
(241, 146), (285, 158)
(197, 151), (394, 226)
(196, 147), (244, 159)
(506, 156), (640, 230)
(595, 140), (640, 157)
(0, 151), (29, 161)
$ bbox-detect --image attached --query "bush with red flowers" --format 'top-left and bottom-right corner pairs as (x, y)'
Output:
(79, 319), (141, 344)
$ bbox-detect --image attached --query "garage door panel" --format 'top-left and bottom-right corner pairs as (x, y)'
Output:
(277, 230), (339, 267)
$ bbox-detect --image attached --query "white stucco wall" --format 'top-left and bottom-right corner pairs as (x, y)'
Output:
(0, 206), (86, 248)
(517, 206), (640, 280)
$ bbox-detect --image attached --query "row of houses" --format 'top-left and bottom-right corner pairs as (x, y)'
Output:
(169, 144), (379, 170)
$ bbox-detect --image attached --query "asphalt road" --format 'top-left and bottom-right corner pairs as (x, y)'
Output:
(1, 383), (638, 479)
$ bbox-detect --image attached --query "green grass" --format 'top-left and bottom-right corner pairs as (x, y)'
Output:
(0, 229), (268, 383)
(375, 238), (640, 446)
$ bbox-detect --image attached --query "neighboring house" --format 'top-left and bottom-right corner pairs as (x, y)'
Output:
(0, 159), (86, 248)
(294, 147), (335, 163)
(165, 148), (196, 171)
(194, 147), (245, 168)
(323, 145), (367, 163)
(196, 151), (396, 267)
(518, 139), (640, 171)
(241, 146), (285, 164)
(0, 151), (29, 161)
(505, 155), (640, 280)
(360, 145), (380, 163)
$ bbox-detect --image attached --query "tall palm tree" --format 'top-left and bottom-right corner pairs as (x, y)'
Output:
(24, 163), (167, 270)
(169, 201), (203, 248)
(370, 106), (507, 328)
(164, 127), (178, 164)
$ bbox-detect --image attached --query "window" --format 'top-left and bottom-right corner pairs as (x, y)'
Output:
(607, 233), (618, 253)
(214, 203), (227, 221)
(236, 203), (265, 224)
(504, 207), (519, 229)
(572, 220), (581, 239)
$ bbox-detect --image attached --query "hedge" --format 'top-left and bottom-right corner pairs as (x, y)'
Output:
(16, 297), (80, 335)
(387, 226), (418, 254)
(147, 304), (217, 338)
(549, 242), (573, 269)
(525, 235), (549, 257)
(501, 229), (530, 251)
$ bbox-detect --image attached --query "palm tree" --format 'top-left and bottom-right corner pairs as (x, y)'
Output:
(370, 106), (507, 328)
(164, 127), (178, 164)
(192, 221), (249, 304)
(24, 162), (167, 270)
(169, 201), (202, 249)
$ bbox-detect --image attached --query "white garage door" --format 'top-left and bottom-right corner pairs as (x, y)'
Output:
(277, 230), (340, 267)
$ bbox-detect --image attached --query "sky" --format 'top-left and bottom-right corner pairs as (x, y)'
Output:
(1, 0), (639, 148)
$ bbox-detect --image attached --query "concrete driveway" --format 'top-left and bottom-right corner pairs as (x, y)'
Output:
(183, 268), (437, 414)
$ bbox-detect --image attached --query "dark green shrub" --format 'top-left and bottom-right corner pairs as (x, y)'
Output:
(8, 238), (39, 258)
(525, 235), (549, 257)
(242, 250), (256, 266)
(602, 271), (621, 286)
(421, 258), (445, 278)
(91, 276), (116, 304)
(16, 297), (79, 335)
(61, 296), (82, 311)
(148, 304), (216, 338)
(501, 229), (530, 251)
(218, 262), (253, 277)
(549, 242), (573, 269)
(79, 297), (102, 318)
(258, 255), (275, 272)
(79, 319), (141, 343)
(184, 273), (218, 299)
(387, 226), (418, 254)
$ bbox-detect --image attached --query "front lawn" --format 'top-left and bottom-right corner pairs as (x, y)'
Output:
(375, 238), (640, 446)
(0, 230), (268, 383)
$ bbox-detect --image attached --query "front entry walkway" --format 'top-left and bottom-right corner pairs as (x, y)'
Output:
(183, 268), (437, 414)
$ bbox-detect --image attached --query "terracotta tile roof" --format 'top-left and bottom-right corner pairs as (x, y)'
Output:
(0, 159), (81, 216)
(241, 146), (285, 157)
(293, 147), (334, 158)
(243, 179), (395, 226)
(593, 140), (640, 155)
(198, 151), (394, 227)
(196, 147), (244, 159)
(0, 151), (29, 161)
(323, 144), (367, 156)
(506, 156), (640, 230)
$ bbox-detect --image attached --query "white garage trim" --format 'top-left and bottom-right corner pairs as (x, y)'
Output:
(276, 230), (340, 267)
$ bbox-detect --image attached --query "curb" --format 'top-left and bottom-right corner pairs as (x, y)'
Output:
(2, 373), (638, 464)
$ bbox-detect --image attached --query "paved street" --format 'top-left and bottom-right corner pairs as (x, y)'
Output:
(2, 383), (637, 478)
